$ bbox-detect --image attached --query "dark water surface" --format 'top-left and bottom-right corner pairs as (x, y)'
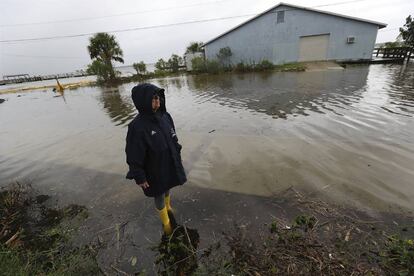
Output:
(1, 64), (413, 212)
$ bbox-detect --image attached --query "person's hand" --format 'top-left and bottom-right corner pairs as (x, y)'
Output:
(138, 181), (149, 189)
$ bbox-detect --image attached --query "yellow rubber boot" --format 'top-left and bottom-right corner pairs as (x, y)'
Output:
(158, 207), (172, 235)
(165, 194), (173, 212)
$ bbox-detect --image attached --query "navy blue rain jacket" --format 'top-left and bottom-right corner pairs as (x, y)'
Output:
(125, 83), (186, 197)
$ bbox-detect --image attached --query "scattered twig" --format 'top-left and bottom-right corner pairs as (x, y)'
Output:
(164, 247), (208, 271)
(110, 264), (130, 276)
(96, 225), (115, 234)
(5, 229), (21, 246)
(115, 223), (120, 250)
(183, 225), (196, 254)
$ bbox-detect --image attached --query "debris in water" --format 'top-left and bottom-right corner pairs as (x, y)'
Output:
(130, 256), (138, 266)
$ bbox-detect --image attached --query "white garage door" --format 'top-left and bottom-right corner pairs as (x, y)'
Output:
(299, 34), (330, 62)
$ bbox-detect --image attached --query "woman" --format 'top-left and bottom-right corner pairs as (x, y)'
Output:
(125, 83), (186, 235)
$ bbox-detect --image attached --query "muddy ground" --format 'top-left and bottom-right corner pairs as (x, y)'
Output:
(1, 180), (413, 275)
(74, 184), (414, 275)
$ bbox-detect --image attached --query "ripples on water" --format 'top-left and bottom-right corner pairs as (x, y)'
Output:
(179, 64), (413, 120)
(0, 64), (413, 210)
(88, 64), (412, 130)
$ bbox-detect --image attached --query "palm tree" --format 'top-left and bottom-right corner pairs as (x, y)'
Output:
(87, 33), (124, 81)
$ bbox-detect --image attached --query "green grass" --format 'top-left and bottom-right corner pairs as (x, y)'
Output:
(274, 62), (307, 72)
(0, 183), (100, 276)
(0, 244), (100, 276)
(191, 59), (307, 75)
(381, 236), (414, 275)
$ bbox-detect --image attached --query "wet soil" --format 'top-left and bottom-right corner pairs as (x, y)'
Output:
(76, 184), (414, 275)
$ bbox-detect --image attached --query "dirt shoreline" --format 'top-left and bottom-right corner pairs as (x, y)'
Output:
(0, 80), (95, 95)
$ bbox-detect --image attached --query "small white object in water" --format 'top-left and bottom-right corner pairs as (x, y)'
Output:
(130, 256), (137, 266)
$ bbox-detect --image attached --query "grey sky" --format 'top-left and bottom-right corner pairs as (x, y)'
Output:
(0, 0), (412, 76)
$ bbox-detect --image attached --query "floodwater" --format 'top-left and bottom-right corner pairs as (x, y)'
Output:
(1, 64), (414, 273)
(1, 64), (413, 212)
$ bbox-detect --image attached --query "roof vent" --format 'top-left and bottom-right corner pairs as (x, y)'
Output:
(347, 36), (355, 44)
(277, 11), (285, 23)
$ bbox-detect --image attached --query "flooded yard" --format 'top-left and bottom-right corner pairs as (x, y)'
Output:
(1, 64), (414, 273)
(1, 64), (413, 210)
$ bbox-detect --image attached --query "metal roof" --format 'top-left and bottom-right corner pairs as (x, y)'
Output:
(203, 2), (387, 46)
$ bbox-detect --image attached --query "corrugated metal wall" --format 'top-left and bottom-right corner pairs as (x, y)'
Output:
(204, 5), (379, 65)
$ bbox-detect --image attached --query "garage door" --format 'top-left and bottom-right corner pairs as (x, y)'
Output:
(299, 34), (330, 62)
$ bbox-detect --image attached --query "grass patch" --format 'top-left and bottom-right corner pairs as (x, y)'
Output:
(381, 235), (414, 275)
(0, 182), (100, 275)
(191, 59), (306, 75)
(274, 62), (307, 72)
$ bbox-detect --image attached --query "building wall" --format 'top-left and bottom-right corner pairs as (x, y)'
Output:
(204, 5), (379, 64)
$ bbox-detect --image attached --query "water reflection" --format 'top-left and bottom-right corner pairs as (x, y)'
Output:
(100, 65), (413, 128)
(99, 87), (136, 126)
(186, 68), (369, 119)
(387, 64), (414, 115)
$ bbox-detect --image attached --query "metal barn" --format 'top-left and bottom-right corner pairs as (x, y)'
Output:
(203, 3), (387, 64)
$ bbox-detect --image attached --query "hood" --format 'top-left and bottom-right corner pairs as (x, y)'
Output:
(131, 83), (166, 115)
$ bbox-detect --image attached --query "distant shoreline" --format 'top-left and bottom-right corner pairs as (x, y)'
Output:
(0, 79), (96, 95)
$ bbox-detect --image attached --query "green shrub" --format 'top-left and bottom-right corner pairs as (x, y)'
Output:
(155, 58), (168, 71)
(152, 70), (169, 77)
(205, 60), (221, 74)
(189, 56), (305, 75)
(217, 47), (232, 66)
(133, 61), (147, 75)
(191, 57), (206, 73)
(185, 42), (204, 54)
(293, 215), (317, 232)
(191, 58), (223, 74)
(86, 60), (114, 82)
(233, 62), (252, 73)
(168, 54), (184, 73)
(255, 60), (274, 71)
